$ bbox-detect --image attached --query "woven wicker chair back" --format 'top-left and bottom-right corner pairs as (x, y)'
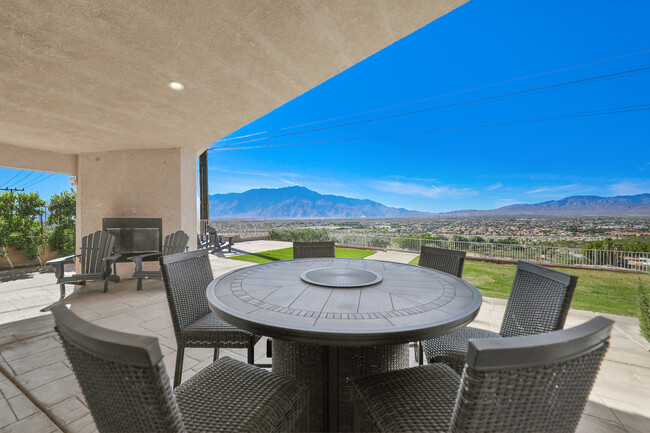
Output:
(161, 230), (190, 256)
(80, 230), (115, 274)
(51, 305), (186, 433)
(453, 316), (612, 433)
(160, 249), (214, 333)
(499, 261), (578, 338)
(293, 241), (336, 259)
(418, 246), (466, 278)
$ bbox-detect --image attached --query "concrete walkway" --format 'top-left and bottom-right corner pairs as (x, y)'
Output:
(0, 241), (648, 432)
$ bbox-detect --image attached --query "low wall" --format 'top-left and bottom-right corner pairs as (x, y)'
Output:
(236, 235), (270, 242)
(0, 246), (59, 269)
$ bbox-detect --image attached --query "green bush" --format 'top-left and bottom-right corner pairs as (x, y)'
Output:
(0, 189), (77, 267)
(268, 228), (331, 242)
(392, 235), (445, 250)
(47, 189), (76, 255)
(637, 280), (650, 343)
(0, 192), (47, 260)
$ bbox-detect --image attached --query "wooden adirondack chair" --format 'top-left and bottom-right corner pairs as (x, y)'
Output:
(197, 225), (218, 250)
(46, 230), (121, 299)
(129, 230), (189, 291)
(197, 225), (234, 253)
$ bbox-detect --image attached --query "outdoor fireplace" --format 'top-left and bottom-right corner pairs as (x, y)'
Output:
(102, 218), (163, 261)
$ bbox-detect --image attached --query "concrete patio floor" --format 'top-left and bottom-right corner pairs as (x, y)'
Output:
(0, 241), (648, 432)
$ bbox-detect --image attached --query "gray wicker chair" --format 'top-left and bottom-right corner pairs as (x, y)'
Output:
(293, 241), (335, 259)
(421, 260), (578, 373)
(129, 230), (190, 291)
(266, 241), (337, 358)
(351, 316), (613, 433)
(51, 304), (308, 433)
(160, 249), (261, 387)
(415, 246), (466, 364)
(418, 245), (466, 278)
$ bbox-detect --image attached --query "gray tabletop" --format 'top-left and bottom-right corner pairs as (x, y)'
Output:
(207, 258), (482, 347)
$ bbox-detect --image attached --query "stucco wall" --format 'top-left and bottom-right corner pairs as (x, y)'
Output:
(0, 142), (77, 174)
(76, 148), (197, 277)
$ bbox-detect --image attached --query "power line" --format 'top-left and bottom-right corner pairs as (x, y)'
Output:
(210, 65), (650, 150)
(23, 173), (55, 189)
(8, 171), (37, 187)
(210, 103), (650, 151)
(21, 172), (50, 188)
(22, 172), (49, 185)
(215, 49), (650, 144)
(0, 170), (24, 188)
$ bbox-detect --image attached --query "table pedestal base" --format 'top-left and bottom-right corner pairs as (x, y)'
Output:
(272, 339), (409, 432)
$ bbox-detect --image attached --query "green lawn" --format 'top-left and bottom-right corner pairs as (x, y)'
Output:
(409, 256), (648, 317)
(228, 247), (376, 264)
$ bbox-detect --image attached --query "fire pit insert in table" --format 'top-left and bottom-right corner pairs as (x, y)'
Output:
(300, 267), (382, 288)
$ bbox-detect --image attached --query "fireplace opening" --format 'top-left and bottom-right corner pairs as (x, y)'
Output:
(102, 218), (163, 262)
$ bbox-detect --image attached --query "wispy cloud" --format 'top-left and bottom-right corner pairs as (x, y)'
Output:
(278, 177), (299, 186)
(372, 180), (477, 199)
(525, 183), (582, 195)
(487, 183), (503, 191)
(480, 173), (564, 181)
(384, 175), (441, 183)
(208, 168), (353, 197)
(209, 167), (303, 179)
(495, 198), (519, 207)
(609, 182), (650, 196)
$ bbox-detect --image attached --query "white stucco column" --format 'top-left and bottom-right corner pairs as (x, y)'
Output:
(76, 147), (197, 277)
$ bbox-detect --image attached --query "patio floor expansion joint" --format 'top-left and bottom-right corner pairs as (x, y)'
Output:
(0, 360), (67, 433)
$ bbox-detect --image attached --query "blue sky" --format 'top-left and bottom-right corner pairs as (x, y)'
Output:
(208, 0), (650, 212)
(2, 0), (649, 212)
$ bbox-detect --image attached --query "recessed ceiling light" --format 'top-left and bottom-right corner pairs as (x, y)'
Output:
(168, 81), (184, 91)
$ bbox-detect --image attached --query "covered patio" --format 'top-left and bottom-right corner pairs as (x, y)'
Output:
(2, 2), (650, 432)
(0, 242), (648, 432)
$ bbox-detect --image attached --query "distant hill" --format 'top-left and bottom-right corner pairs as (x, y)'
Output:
(209, 186), (426, 219)
(437, 194), (650, 217)
(209, 187), (650, 219)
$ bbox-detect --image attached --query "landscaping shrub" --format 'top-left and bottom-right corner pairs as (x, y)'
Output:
(637, 280), (650, 342)
(47, 189), (76, 255)
(0, 189), (76, 267)
(268, 228), (331, 242)
(0, 192), (47, 261)
(392, 235), (445, 250)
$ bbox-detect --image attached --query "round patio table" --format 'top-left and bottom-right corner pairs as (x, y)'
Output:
(207, 258), (482, 432)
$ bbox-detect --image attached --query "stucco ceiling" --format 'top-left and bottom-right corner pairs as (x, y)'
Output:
(0, 0), (466, 156)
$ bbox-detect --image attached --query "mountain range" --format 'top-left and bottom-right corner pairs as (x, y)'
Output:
(209, 186), (423, 219)
(209, 186), (650, 219)
(438, 194), (650, 217)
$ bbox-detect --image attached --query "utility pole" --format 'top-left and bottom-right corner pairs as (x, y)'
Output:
(0, 188), (24, 193)
(199, 151), (209, 229)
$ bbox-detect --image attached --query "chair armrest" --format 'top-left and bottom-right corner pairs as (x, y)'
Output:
(46, 254), (80, 265)
(102, 254), (121, 276)
(102, 254), (121, 264)
(127, 252), (162, 262)
(46, 254), (80, 279)
(127, 252), (160, 272)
